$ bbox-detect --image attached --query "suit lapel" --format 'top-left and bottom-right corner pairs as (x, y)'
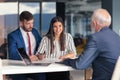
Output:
(17, 28), (26, 50)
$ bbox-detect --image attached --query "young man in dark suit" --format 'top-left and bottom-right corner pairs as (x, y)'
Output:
(8, 11), (46, 80)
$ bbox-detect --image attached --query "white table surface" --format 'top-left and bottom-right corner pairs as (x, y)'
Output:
(0, 59), (75, 80)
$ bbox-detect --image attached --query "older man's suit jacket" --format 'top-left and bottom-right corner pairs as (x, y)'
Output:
(8, 28), (41, 60)
(63, 27), (120, 80)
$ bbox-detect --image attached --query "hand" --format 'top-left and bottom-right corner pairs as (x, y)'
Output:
(59, 55), (67, 61)
(59, 53), (76, 61)
(29, 55), (39, 61)
(37, 54), (46, 60)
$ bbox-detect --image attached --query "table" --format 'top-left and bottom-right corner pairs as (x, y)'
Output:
(0, 59), (75, 80)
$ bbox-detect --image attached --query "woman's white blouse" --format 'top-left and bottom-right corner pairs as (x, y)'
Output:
(37, 33), (76, 58)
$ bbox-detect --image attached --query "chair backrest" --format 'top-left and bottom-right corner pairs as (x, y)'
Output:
(111, 56), (120, 80)
(0, 43), (8, 59)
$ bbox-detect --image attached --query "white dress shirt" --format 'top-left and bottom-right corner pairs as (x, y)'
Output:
(20, 27), (36, 55)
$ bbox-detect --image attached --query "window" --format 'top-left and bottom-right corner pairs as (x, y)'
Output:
(19, 2), (40, 33)
(0, 2), (18, 58)
(41, 2), (56, 36)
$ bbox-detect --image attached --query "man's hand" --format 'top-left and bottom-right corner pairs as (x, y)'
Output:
(29, 55), (39, 61)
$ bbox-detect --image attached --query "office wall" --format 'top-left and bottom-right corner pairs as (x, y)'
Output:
(102, 0), (120, 35)
(112, 0), (120, 35)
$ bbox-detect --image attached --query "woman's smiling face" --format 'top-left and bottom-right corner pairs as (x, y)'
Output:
(53, 21), (63, 36)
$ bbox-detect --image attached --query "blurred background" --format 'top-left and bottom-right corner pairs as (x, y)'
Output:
(0, 0), (120, 80)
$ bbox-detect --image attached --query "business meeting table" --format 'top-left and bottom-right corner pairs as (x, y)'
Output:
(0, 59), (76, 80)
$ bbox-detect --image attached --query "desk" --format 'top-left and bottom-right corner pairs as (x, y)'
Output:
(0, 59), (76, 80)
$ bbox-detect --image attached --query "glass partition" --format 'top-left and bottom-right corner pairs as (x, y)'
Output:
(65, 0), (101, 38)
(65, 0), (101, 54)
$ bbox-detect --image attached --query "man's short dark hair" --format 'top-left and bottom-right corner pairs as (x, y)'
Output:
(20, 11), (33, 21)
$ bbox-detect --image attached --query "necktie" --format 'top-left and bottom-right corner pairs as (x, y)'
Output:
(27, 32), (32, 56)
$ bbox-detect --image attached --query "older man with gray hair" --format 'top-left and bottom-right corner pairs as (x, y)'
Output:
(62, 8), (120, 80)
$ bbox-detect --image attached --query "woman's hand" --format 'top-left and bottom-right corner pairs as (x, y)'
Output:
(59, 52), (76, 61)
(37, 54), (46, 60)
(59, 55), (66, 61)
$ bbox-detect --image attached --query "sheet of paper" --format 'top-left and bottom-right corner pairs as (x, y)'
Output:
(32, 58), (62, 63)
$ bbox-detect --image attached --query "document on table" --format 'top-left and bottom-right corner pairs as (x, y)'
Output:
(32, 58), (62, 64)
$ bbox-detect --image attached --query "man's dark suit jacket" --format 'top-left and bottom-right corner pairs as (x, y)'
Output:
(63, 27), (120, 80)
(8, 28), (41, 60)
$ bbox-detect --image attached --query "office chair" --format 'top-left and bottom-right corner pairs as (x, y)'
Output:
(111, 56), (120, 80)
